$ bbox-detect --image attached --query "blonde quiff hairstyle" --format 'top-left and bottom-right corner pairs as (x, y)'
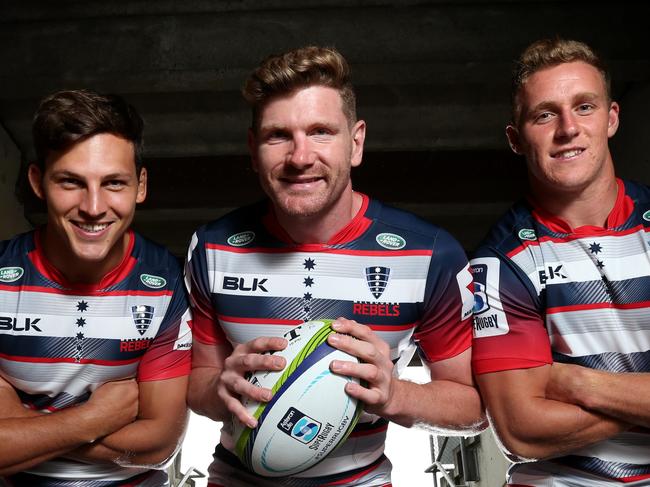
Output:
(243, 46), (357, 130)
(511, 38), (611, 125)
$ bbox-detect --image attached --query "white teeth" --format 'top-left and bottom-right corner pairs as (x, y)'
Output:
(77, 223), (109, 233)
(556, 149), (583, 159)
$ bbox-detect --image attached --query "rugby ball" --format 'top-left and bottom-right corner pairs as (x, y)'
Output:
(233, 319), (363, 477)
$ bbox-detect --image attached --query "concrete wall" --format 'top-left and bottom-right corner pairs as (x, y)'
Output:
(0, 125), (30, 239)
(475, 428), (510, 487)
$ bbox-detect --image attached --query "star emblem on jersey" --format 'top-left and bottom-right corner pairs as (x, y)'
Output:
(303, 293), (312, 301)
(76, 300), (89, 312)
(365, 266), (391, 299)
(596, 260), (605, 269)
(131, 305), (154, 336)
(76, 318), (86, 327)
(303, 277), (314, 287)
(303, 258), (316, 270)
(589, 242), (602, 254)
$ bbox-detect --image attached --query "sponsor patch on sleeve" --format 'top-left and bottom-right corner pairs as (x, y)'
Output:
(470, 257), (509, 338)
(173, 307), (193, 351)
(455, 263), (474, 320)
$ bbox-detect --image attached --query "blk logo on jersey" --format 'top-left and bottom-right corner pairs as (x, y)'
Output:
(277, 407), (321, 444)
(0, 316), (42, 332)
(131, 305), (154, 336)
(538, 265), (567, 286)
(222, 276), (268, 293)
(365, 266), (390, 299)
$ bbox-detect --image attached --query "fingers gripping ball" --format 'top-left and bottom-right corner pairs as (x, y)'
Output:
(233, 320), (363, 477)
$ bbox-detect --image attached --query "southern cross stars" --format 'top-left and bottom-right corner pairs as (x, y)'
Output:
(596, 260), (605, 269)
(76, 318), (86, 327)
(303, 258), (316, 270)
(303, 276), (314, 287)
(303, 293), (313, 301)
(589, 242), (602, 254)
(76, 300), (89, 312)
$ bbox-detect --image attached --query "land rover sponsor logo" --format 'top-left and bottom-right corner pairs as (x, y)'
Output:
(643, 210), (650, 222)
(227, 231), (255, 247)
(518, 228), (537, 241)
(140, 274), (166, 289)
(376, 233), (406, 250)
(0, 267), (23, 283)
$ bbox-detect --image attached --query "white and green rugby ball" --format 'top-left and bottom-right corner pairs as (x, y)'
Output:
(233, 319), (363, 477)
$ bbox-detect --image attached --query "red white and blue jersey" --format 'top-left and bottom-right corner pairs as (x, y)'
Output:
(185, 193), (473, 486)
(471, 179), (650, 483)
(0, 230), (192, 487)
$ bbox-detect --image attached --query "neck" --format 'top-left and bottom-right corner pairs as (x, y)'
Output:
(531, 174), (619, 230)
(276, 190), (362, 244)
(40, 228), (130, 284)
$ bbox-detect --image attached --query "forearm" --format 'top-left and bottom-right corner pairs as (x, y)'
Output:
(558, 367), (650, 427)
(70, 413), (189, 468)
(381, 378), (486, 434)
(187, 367), (229, 422)
(491, 396), (628, 460)
(0, 405), (108, 475)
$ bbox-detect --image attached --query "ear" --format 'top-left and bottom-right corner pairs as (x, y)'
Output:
(248, 127), (259, 173)
(607, 101), (620, 138)
(136, 167), (147, 204)
(27, 164), (45, 200)
(505, 124), (523, 155)
(350, 120), (366, 168)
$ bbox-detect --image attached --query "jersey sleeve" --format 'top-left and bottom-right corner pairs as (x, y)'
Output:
(184, 228), (227, 345)
(138, 270), (193, 381)
(413, 228), (474, 363)
(470, 248), (552, 375)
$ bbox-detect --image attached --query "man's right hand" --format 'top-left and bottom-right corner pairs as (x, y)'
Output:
(217, 337), (287, 428)
(82, 379), (139, 438)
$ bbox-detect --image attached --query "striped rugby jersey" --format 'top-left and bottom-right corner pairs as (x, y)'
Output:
(471, 179), (650, 482)
(185, 193), (473, 486)
(0, 230), (192, 486)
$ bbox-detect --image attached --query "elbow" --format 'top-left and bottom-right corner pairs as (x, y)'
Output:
(490, 425), (551, 462)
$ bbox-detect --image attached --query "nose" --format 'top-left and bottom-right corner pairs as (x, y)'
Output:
(287, 134), (314, 168)
(78, 184), (107, 217)
(555, 109), (579, 139)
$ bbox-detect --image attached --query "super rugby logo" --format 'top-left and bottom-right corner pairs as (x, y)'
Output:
(227, 231), (255, 247)
(277, 407), (321, 444)
(365, 266), (390, 299)
(376, 233), (406, 250)
(0, 267), (23, 283)
(140, 274), (166, 289)
(470, 257), (509, 338)
(131, 305), (154, 336)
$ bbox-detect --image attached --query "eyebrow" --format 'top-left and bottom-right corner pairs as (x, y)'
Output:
(529, 92), (601, 114)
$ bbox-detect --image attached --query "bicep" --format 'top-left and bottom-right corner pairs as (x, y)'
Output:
(191, 340), (232, 370)
(426, 348), (474, 386)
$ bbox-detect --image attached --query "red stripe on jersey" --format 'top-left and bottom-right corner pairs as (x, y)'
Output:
(547, 300), (650, 314)
(0, 284), (172, 297)
(473, 357), (550, 375)
(620, 472), (650, 483)
(205, 243), (432, 257)
(367, 323), (415, 332)
(0, 352), (140, 367)
(218, 315), (303, 326)
(507, 224), (647, 259)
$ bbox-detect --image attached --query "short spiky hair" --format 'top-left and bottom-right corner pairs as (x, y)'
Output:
(511, 38), (611, 124)
(32, 89), (144, 171)
(243, 46), (357, 129)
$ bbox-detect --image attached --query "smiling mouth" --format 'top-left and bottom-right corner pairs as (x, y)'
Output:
(281, 176), (323, 184)
(552, 148), (584, 159)
(73, 222), (112, 233)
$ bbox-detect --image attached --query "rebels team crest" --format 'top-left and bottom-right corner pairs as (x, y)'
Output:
(365, 266), (391, 299)
(131, 305), (154, 336)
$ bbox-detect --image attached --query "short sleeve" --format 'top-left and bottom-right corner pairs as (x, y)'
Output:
(138, 271), (193, 381)
(470, 249), (552, 375)
(413, 228), (474, 363)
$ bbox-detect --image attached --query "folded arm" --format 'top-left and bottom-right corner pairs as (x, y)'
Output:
(478, 365), (629, 461)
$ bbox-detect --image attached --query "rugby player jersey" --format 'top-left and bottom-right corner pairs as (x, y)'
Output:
(185, 193), (474, 486)
(0, 229), (192, 487)
(471, 179), (650, 482)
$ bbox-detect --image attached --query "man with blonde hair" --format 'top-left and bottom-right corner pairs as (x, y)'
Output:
(471, 38), (650, 485)
(185, 46), (485, 486)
